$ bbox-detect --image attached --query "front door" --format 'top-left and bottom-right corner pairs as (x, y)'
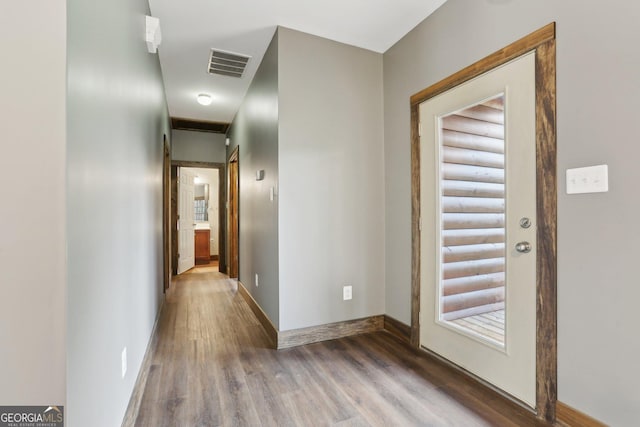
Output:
(419, 52), (537, 407)
(177, 168), (195, 274)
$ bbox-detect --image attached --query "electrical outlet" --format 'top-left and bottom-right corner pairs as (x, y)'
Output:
(121, 347), (127, 378)
(255, 273), (259, 287)
(343, 285), (352, 301)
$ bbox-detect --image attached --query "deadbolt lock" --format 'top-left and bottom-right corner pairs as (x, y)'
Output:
(519, 217), (532, 229)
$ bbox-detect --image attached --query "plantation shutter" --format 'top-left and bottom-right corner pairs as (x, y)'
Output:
(440, 96), (506, 321)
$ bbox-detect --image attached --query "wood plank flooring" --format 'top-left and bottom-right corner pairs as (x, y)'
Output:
(450, 310), (505, 345)
(130, 268), (548, 427)
(193, 259), (219, 270)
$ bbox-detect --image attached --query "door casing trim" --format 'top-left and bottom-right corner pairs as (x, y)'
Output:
(227, 146), (240, 279)
(163, 135), (171, 292)
(409, 22), (557, 422)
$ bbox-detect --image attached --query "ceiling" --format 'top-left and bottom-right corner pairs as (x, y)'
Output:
(149, 0), (448, 125)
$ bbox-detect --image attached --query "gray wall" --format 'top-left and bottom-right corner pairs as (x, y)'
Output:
(227, 31), (280, 327)
(66, 0), (170, 425)
(0, 0), (67, 406)
(278, 28), (385, 330)
(172, 130), (226, 163)
(383, 0), (640, 424)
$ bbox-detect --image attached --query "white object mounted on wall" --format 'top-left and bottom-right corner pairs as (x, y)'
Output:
(566, 164), (609, 194)
(145, 16), (162, 53)
(225, 138), (230, 146)
(256, 170), (265, 181)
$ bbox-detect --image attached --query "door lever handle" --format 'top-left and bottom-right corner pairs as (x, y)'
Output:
(515, 241), (532, 253)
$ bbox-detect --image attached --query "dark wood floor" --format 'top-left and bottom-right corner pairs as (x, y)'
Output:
(130, 268), (549, 427)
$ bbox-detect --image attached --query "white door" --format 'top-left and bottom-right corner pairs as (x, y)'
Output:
(420, 52), (537, 407)
(177, 168), (195, 274)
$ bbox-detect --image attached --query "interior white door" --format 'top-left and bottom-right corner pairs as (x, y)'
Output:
(177, 168), (195, 274)
(419, 52), (537, 407)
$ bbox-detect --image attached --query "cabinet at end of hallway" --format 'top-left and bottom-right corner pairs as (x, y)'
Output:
(195, 229), (210, 265)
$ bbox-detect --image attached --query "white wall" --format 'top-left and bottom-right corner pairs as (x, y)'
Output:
(227, 30), (281, 327)
(172, 130), (226, 163)
(383, 0), (640, 424)
(278, 28), (385, 331)
(209, 172), (219, 255)
(66, 0), (170, 424)
(0, 0), (67, 406)
(209, 170), (224, 255)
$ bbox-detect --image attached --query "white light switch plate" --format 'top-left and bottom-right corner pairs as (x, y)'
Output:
(566, 165), (608, 194)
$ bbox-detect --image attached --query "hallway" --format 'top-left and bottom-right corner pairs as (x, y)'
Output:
(128, 268), (548, 427)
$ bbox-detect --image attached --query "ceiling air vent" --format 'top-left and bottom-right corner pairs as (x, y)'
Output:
(208, 49), (251, 78)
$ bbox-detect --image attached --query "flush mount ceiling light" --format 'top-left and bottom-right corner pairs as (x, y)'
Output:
(197, 94), (212, 106)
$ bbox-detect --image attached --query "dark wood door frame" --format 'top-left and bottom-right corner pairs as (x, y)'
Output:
(228, 147), (239, 279)
(169, 160), (227, 276)
(163, 135), (171, 292)
(409, 23), (557, 422)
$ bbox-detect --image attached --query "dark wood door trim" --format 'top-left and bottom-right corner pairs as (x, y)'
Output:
(171, 165), (178, 276)
(172, 160), (226, 169)
(410, 22), (557, 422)
(171, 117), (230, 134)
(216, 166), (227, 274)
(228, 147), (240, 279)
(163, 135), (171, 292)
(533, 35), (557, 422)
(409, 23), (555, 106)
(170, 161), (227, 276)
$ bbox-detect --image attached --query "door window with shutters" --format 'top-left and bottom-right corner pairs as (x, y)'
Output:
(438, 94), (506, 347)
(417, 41), (550, 411)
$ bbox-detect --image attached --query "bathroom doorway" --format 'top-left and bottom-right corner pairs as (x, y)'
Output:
(170, 161), (227, 277)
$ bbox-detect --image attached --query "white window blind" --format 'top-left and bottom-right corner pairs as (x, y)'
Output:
(439, 96), (506, 321)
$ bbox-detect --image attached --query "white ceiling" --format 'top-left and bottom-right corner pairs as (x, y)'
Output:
(149, 0), (447, 124)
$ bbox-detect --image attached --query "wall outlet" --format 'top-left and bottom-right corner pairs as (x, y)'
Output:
(121, 347), (127, 378)
(343, 285), (352, 301)
(255, 273), (259, 287)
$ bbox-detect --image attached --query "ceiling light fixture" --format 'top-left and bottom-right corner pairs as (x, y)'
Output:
(197, 94), (212, 106)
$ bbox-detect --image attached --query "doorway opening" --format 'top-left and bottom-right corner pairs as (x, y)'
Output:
(170, 161), (227, 278)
